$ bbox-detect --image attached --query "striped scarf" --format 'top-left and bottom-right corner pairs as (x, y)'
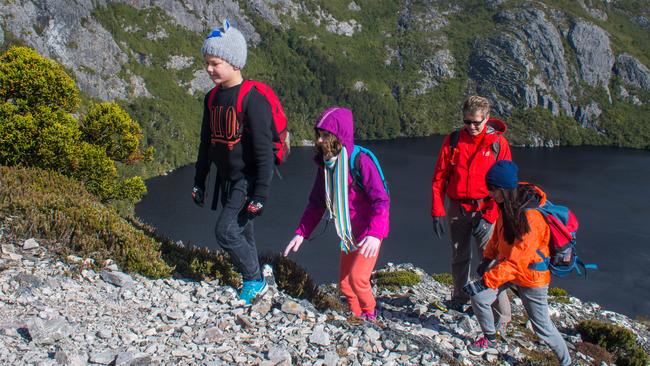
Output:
(324, 146), (357, 253)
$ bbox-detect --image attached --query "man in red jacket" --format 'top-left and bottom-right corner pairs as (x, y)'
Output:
(431, 96), (512, 329)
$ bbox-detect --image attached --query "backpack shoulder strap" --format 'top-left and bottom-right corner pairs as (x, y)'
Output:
(236, 80), (256, 113)
(350, 146), (362, 185)
(350, 145), (389, 195)
(449, 129), (460, 150)
(492, 135), (501, 160)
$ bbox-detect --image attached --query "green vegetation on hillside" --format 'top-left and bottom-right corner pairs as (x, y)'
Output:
(0, 166), (171, 277)
(92, 3), (206, 176)
(86, 0), (650, 178)
(578, 319), (649, 366)
(0, 46), (150, 203)
(374, 270), (421, 290)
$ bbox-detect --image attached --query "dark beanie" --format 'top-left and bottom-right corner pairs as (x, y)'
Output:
(486, 160), (519, 189)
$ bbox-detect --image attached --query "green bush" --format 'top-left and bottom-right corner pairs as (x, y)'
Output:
(0, 46), (149, 203)
(0, 166), (171, 278)
(548, 287), (568, 297)
(374, 270), (421, 290)
(81, 102), (145, 163)
(431, 272), (454, 286)
(577, 319), (650, 366)
(547, 287), (571, 304)
(0, 46), (79, 112)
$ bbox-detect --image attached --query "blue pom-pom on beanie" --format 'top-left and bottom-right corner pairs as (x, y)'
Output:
(486, 160), (519, 189)
(201, 19), (247, 69)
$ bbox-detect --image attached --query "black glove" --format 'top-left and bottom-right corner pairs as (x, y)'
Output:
(472, 218), (492, 240)
(245, 197), (265, 219)
(192, 186), (204, 207)
(477, 259), (497, 276)
(432, 216), (446, 239)
(462, 279), (489, 297)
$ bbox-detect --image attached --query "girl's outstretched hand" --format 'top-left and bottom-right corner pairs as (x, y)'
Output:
(283, 235), (305, 257)
(358, 236), (381, 258)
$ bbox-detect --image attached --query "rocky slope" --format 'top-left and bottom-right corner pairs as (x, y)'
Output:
(1, 235), (648, 366)
(1, 0), (649, 174)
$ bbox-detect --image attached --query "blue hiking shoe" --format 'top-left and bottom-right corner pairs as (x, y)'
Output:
(239, 278), (268, 305)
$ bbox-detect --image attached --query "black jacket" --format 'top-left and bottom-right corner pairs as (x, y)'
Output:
(194, 82), (274, 209)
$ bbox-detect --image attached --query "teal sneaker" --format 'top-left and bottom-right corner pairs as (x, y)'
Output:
(239, 278), (268, 305)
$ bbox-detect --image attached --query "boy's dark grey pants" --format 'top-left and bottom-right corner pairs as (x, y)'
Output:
(215, 178), (261, 281)
(471, 285), (572, 366)
(448, 200), (511, 327)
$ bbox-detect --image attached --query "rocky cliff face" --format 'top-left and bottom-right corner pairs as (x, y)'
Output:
(1, 0), (649, 171)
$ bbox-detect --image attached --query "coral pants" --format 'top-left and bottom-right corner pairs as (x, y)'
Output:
(339, 245), (380, 316)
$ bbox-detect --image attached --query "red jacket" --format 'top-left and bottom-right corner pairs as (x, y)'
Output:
(431, 119), (511, 223)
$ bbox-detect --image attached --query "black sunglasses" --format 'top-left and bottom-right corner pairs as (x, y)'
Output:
(463, 118), (486, 126)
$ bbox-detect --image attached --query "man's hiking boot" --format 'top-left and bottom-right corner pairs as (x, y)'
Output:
(239, 278), (267, 305)
(468, 336), (498, 356)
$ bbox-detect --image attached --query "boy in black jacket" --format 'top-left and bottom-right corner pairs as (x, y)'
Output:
(192, 20), (273, 304)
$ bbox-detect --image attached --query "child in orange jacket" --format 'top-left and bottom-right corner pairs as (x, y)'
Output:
(462, 161), (571, 366)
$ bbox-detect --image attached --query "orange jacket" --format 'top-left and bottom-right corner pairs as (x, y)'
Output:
(482, 185), (551, 289)
(431, 119), (511, 223)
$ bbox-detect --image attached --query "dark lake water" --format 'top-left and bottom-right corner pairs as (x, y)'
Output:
(136, 136), (650, 318)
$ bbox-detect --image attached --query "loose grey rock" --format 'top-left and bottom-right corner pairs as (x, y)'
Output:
(348, 2), (361, 12)
(89, 351), (116, 365)
(251, 298), (272, 317)
(365, 327), (381, 342)
(485, 353), (498, 362)
(323, 351), (339, 366)
(268, 346), (292, 364)
(28, 316), (71, 345)
(55, 350), (70, 365)
(14, 273), (44, 290)
(99, 270), (134, 287)
(22, 238), (40, 250)
(96, 328), (112, 339)
(281, 300), (305, 315)
(309, 325), (331, 346)
(1, 234), (648, 366)
(114, 352), (134, 366)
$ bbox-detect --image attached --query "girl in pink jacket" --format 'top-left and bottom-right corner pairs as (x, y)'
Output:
(283, 107), (390, 320)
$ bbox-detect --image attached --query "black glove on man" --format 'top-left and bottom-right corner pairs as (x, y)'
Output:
(432, 216), (446, 239)
(476, 258), (497, 276)
(472, 217), (492, 240)
(462, 279), (489, 297)
(192, 186), (204, 207)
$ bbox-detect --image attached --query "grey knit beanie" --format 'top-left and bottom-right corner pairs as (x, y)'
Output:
(201, 20), (247, 69)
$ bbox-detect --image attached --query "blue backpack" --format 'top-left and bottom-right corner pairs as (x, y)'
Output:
(349, 146), (389, 196)
(527, 200), (598, 277)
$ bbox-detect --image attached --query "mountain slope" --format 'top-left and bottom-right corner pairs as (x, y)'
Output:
(1, 0), (649, 175)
